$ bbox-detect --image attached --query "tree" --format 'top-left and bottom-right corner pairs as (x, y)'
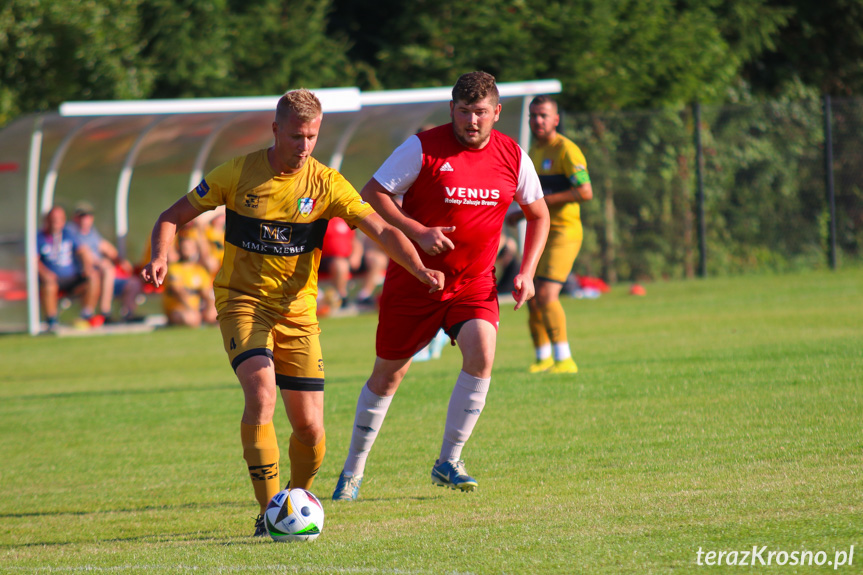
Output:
(225, 0), (357, 95)
(331, 0), (791, 112)
(137, 0), (234, 98)
(0, 0), (151, 125)
(0, 0), (355, 127)
(744, 0), (863, 97)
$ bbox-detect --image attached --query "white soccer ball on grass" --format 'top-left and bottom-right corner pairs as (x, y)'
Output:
(264, 488), (325, 542)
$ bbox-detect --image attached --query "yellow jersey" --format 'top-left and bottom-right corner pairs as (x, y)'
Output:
(186, 149), (374, 324)
(204, 223), (225, 266)
(529, 133), (590, 230)
(163, 260), (212, 314)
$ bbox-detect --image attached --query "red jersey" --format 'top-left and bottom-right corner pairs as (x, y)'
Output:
(373, 124), (542, 297)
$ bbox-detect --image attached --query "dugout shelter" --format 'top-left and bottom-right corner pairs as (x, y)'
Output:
(0, 79), (561, 334)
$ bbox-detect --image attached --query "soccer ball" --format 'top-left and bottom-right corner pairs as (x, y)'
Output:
(264, 488), (325, 542)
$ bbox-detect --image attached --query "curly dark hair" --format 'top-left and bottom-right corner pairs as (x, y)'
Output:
(452, 71), (499, 106)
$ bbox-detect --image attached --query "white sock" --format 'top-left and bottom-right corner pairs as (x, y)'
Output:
(553, 342), (572, 361)
(536, 344), (552, 361)
(439, 371), (490, 463)
(343, 383), (393, 477)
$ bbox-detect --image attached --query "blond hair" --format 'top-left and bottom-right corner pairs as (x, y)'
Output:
(276, 89), (322, 123)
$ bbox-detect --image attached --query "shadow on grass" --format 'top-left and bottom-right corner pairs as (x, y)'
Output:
(1, 532), (247, 549)
(0, 501), (262, 549)
(0, 499), (243, 520)
(9, 382), (238, 402)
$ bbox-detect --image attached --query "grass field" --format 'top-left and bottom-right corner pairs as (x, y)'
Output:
(1, 269), (861, 574)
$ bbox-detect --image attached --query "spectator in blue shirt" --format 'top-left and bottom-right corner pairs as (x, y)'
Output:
(69, 202), (134, 323)
(37, 206), (99, 331)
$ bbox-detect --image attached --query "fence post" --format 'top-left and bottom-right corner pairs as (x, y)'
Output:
(823, 94), (837, 270)
(693, 102), (706, 277)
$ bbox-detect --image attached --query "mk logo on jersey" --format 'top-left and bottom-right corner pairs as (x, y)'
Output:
(244, 193), (260, 209)
(195, 179), (210, 198)
(298, 197), (315, 217)
(260, 223), (292, 244)
(230, 338), (236, 350)
(440, 161), (454, 172)
(542, 159), (553, 171)
(226, 208), (326, 256)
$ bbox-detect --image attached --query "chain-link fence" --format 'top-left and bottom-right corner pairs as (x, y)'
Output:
(563, 97), (861, 282)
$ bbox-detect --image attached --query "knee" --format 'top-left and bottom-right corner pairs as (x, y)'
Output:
(534, 285), (559, 307)
(462, 352), (495, 379)
(367, 372), (403, 397)
(40, 277), (58, 294)
(243, 386), (278, 421)
(292, 419), (324, 445)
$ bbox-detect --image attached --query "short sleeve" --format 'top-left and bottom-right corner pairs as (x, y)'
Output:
(371, 136), (423, 197)
(325, 171), (375, 227)
(515, 148), (545, 205)
(186, 158), (236, 212)
(563, 142), (590, 187)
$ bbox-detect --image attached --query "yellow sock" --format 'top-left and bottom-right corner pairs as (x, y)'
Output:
(289, 432), (326, 491)
(241, 422), (280, 514)
(542, 299), (568, 344)
(528, 305), (550, 349)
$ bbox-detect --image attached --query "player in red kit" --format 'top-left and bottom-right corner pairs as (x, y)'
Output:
(333, 72), (550, 500)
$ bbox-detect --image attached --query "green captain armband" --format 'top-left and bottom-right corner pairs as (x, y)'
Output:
(570, 170), (590, 186)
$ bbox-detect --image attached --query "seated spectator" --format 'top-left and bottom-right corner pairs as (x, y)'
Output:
(177, 219), (220, 277)
(110, 237), (178, 323)
(69, 201), (135, 323)
(495, 231), (520, 294)
(162, 234), (217, 327)
(353, 232), (389, 308)
(36, 206), (99, 332)
(203, 207), (226, 273)
(320, 217), (363, 310)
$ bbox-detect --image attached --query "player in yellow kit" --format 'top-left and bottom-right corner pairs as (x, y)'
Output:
(508, 95), (593, 374)
(162, 234), (217, 327)
(141, 89), (444, 537)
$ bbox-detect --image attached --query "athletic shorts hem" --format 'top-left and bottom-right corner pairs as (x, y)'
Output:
(535, 275), (567, 285)
(275, 374), (325, 391)
(231, 348), (274, 371)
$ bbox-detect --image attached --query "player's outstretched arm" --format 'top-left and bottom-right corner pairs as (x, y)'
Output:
(511, 198), (550, 310)
(356, 212), (444, 293)
(141, 197), (203, 288)
(360, 178), (455, 256)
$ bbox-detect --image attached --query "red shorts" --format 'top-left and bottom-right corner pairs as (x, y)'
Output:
(375, 271), (499, 360)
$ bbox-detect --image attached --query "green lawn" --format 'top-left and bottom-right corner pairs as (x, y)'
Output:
(1, 269), (861, 574)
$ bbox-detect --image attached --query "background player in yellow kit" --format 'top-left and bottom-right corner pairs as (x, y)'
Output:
(509, 95), (593, 374)
(141, 89), (443, 536)
(162, 234), (217, 327)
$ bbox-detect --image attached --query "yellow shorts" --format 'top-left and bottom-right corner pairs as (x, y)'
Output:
(218, 301), (325, 391)
(536, 224), (583, 284)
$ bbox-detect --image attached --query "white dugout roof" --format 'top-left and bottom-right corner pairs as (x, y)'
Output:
(0, 79), (561, 334)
